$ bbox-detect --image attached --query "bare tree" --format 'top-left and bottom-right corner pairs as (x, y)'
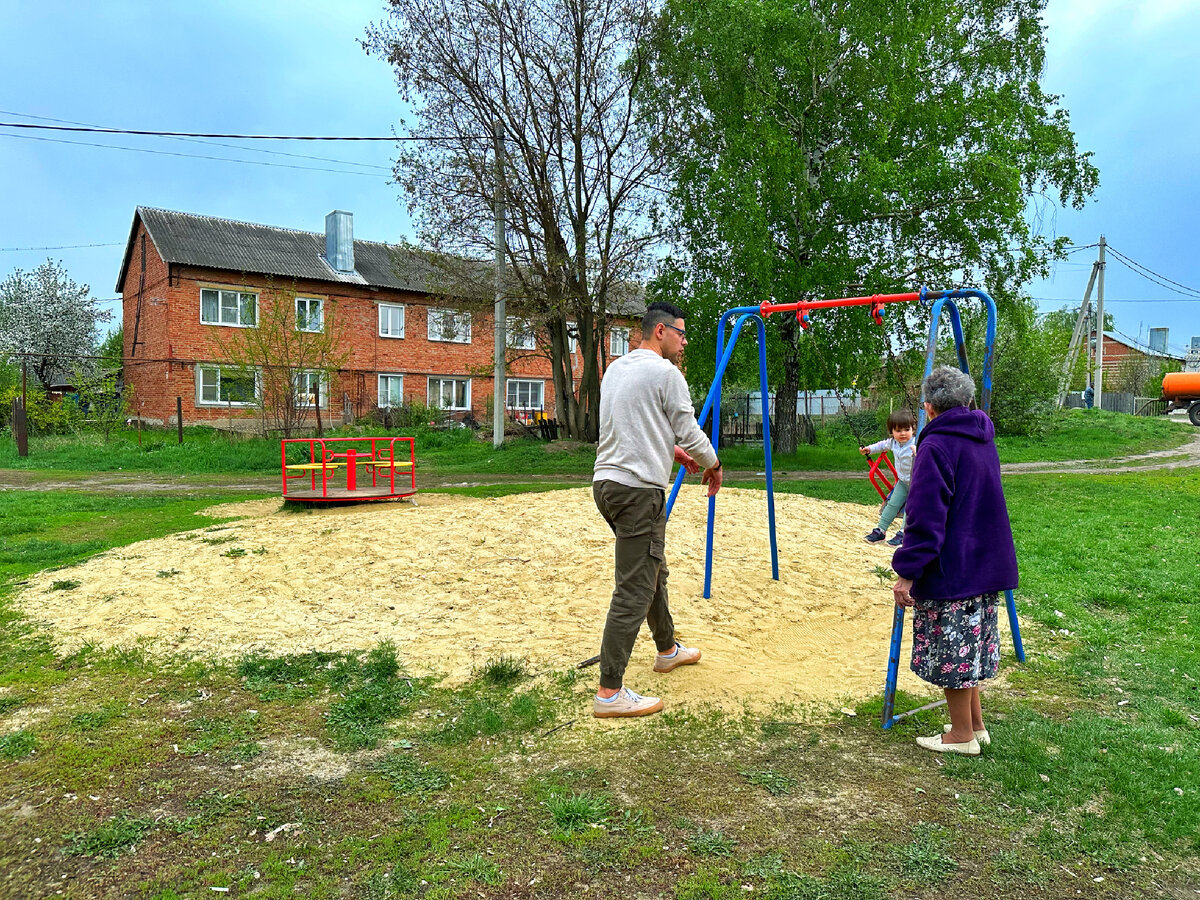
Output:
(212, 281), (351, 438)
(364, 0), (664, 441)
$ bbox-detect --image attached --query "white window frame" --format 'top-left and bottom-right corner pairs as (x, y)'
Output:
(293, 370), (329, 409)
(378, 373), (405, 408)
(378, 303), (406, 339)
(567, 321), (578, 354)
(506, 316), (536, 350)
(610, 326), (629, 357)
(427, 307), (472, 344)
(506, 378), (545, 411)
(196, 365), (259, 407)
(295, 296), (324, 333)
(200, 287), (258, 328)
(427, 376), (471, 411)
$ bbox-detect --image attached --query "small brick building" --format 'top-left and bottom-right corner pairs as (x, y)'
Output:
(116, 207), (643, 428)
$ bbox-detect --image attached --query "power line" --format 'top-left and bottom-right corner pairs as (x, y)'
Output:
(1105, 244), (1200, 299)
(1, 242), (122, 252)
(0, 110), (393, 172)
(1, 132), (388, 178)
(0, 120), (462, 142)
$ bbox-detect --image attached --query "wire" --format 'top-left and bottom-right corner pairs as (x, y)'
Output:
(0, 120), (464, 142)
(0, 110), (393, 171)
(1, 242), (122, 252)
(1031, 296), (1200, 304)
(1, 133), (387, 178)
(1105, 245), (1200, 299)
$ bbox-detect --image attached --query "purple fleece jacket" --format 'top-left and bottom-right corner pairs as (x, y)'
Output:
(891, 406), (1018, 601)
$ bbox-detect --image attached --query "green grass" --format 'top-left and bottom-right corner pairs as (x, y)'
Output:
(2, 407), (1189, 480)
(0, 490), (248, 586)
(0, 444), (1197, 896)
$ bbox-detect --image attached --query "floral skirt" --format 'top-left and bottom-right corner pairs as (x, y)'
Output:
(910, 592), (1000, 689)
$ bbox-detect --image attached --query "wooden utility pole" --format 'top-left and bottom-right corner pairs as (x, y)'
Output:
(1094, 235), (1107, 411)
(492, 119), (507, 449)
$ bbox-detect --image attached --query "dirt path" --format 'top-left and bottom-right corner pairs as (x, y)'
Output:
(0, 425), (1196, 495)
(1, 429), (1197, 495)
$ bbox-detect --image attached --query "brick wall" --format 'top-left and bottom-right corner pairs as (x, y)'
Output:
(121, 222), (643, 427)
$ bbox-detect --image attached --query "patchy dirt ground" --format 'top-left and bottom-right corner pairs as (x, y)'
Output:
(16, 486), (941, 714)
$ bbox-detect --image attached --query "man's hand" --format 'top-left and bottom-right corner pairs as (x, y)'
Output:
(859, 446), (870, 457)
(701, 463), (723, 497)
(893, 576), (915, 608)
(674, 445), (701, 474)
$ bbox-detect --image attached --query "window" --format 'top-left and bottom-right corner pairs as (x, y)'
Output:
(379, 303), (406, 338)
(610, 326), (629, 357)
(506, 317), (536, 350)
(428, 376), (470, 410)
(197, 365), (258, 406)
(200, 288), (257, 327)
(294, 370), (328, 408)
(378, 374), (404, 408)
(427, 307), (471, 343)
(295, 297), (324, 332)
(568, 321), (578, 354)
(507, 378), (544, 411)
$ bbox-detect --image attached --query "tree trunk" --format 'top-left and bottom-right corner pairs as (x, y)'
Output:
(774, 317), (802, 455)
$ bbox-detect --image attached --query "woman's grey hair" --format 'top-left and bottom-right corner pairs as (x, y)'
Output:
(923, 366), (975, 413)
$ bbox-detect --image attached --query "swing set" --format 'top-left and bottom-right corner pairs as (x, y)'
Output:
(662, 287), (1025, 729)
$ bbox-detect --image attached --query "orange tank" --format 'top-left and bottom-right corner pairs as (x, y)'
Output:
(1161, 371), (1200, 401)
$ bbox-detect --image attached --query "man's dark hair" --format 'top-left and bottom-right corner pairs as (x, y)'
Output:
(643, 301), (686, 337)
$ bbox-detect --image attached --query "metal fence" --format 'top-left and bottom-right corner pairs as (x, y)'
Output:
(718, 390), (864, 444)
(1061, 390), (1165, 416)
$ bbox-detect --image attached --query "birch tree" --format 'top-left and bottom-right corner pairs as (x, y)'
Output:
(641, 0), (1099, 451)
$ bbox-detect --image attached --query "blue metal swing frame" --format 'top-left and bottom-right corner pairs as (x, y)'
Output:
(662, 287), (1025, 729)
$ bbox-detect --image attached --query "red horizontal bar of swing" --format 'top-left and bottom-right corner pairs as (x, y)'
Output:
(759, 292), (921, 316)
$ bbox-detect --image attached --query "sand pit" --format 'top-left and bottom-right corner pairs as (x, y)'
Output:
(17, 486), (938, 714)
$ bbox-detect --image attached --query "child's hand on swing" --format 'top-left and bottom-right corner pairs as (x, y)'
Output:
(860, 446), (870, 457)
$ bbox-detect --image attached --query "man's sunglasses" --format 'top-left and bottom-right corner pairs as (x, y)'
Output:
(663, 323), (687, 339)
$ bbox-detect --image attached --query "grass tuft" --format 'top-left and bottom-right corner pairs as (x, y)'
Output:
(0, 729), (37, 759)
(546, 790), (611, 836)
(375, 752), (451, 794)
(474, 655), (527, 687)
(64, 814), (156, 859)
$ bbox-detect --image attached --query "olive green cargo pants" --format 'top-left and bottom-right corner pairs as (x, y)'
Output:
(593, 480), (677, 690)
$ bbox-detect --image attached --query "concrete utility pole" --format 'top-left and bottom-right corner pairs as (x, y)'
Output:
(1056, 261), (1099, 409)
(1094, 235), (1107, 411)
(492, 119), (507, 449)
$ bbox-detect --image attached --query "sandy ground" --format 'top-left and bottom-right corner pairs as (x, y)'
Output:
(17, 486), (942, 715)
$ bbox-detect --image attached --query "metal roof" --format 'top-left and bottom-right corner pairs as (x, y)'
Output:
(116, 206), (646, 317)
(116, 207), (482, 295)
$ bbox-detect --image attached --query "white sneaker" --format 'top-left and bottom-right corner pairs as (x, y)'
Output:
(592, 687), (664, 718)
(945, 724), (991, 746)
(653, 641), (702, 673)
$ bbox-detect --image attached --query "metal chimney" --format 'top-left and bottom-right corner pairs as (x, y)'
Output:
(324, 210), (355, 273)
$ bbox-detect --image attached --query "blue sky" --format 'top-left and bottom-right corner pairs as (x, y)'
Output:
(2, 0), (1199, 356)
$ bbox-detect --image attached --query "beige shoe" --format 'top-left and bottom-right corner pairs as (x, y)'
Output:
(593, 687), (664, 718)
(916, 733), (980, 756)
(945, 724), (991, 746)
(653, 642), (701, 673)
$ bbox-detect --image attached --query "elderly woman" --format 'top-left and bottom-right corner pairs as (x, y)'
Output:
(891, 366), (1018, 756)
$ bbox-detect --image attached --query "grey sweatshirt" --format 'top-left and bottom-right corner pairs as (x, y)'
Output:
(593, 348), (718, 490)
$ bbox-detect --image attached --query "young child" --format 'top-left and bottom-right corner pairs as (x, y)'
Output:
(860, 409), (917, 547)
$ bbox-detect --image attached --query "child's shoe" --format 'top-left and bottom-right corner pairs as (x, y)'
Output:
(864, 528), (886, 543)
(887, 531), (905, 547)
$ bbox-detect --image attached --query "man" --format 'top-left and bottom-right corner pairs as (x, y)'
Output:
(592, 301), (722, 718)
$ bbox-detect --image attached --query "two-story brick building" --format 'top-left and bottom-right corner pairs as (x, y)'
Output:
(116, 207), (643, 428)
